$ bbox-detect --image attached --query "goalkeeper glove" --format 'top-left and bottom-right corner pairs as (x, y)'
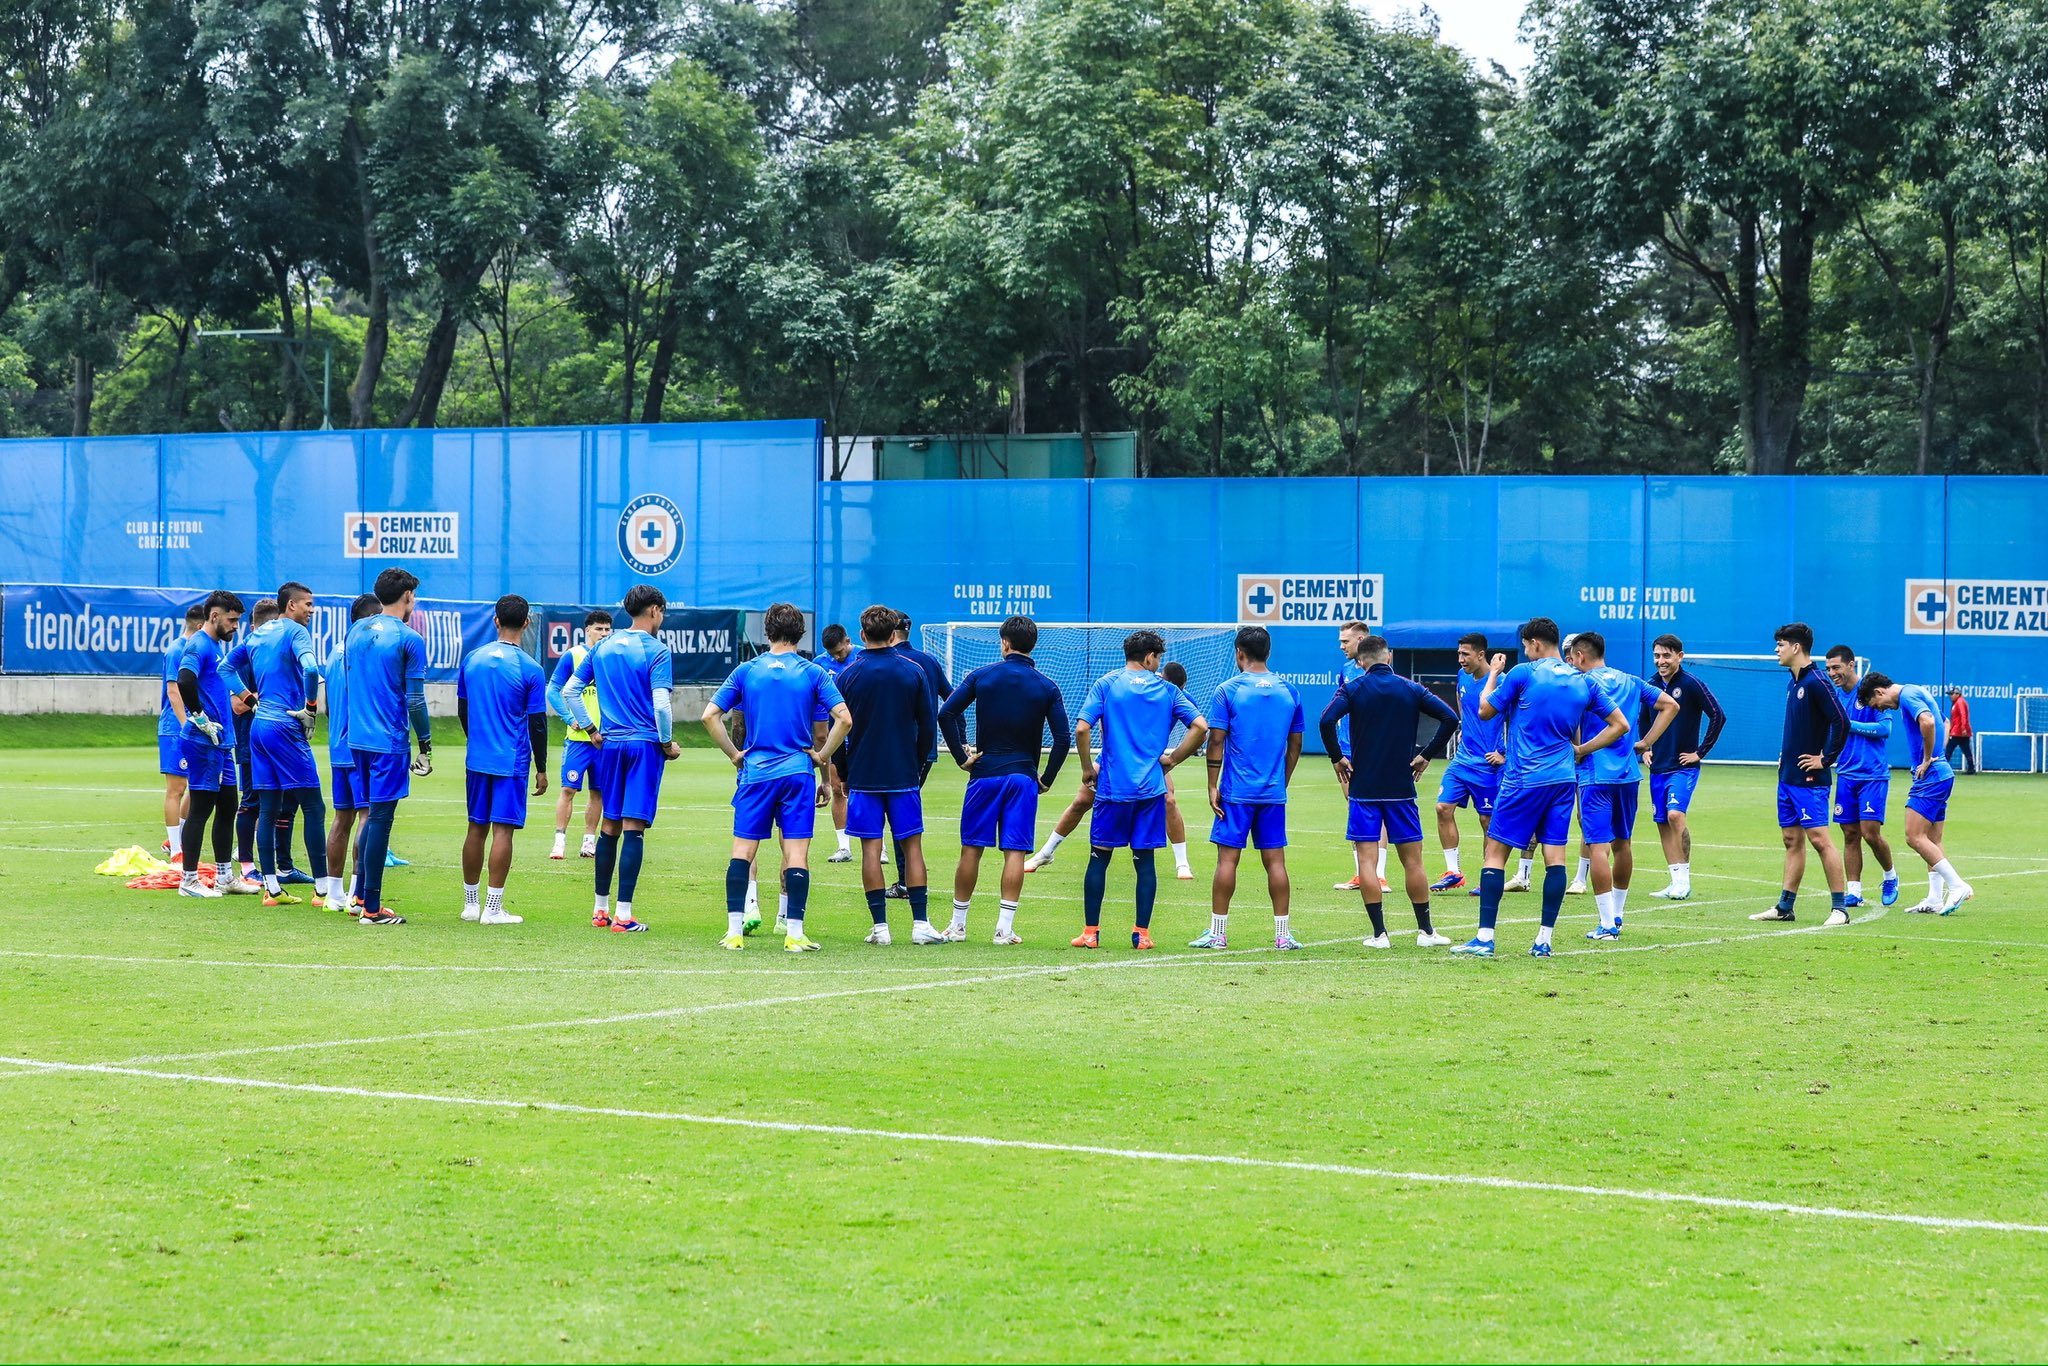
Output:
(189, 711), (224, 746)
(287, 706), (316, 737)
(410, 741), (433, 777)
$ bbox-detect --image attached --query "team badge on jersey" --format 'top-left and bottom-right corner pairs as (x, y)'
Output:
(618, 493), (685, 575)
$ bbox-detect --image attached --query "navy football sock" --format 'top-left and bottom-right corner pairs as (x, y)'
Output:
(294, 789), (329, 879)
(357, 800), (396, 908)
(594, 833), (619, 897)
(1364, 901), (1387, 937)
(1541, 863), (1567, 928)
(1830, 889), (1846, 911)
(1778, 887), (1797, 911)
(617, 831), (645, 904)
(1133, 850), (1157, 929)
(908, 884), (929, 922)
(255, 789), (281, 880)
(1478, 867), (1505, 930)
(1084, 847), (1111, 928)
(865, 887), (888, 924)
(725, 858), (751, 916)
(785, 868), (809, 928)
(1413, 900), (1433, 933)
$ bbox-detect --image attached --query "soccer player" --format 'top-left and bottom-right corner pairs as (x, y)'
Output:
(1456, 617), (1628, 958)
(1750, 623), (1852, 927)
(174, 591), (256, 897)
(322, 593), (380, 913)
(547, 608), (612, 860)
(1825, 645), (1899, 908)
(1318, 632), (1457, 949)
(457, 595), (550, 926)
(1024, 660), (1197, 879)
(1564, 631), (1676, 940)
(344, 568), (434, 928)
(229, 597), (277, 877)
(1433, 632), (1506, 893)
(886, 612), (952, 897)
(1070, 630), (1208, 951)
(565, 585), (681, 933)
(227, 581), (330, 908)
(817, 622), (856, 863)
(1328, 633), (1390, 895)
(157, 602), (205, 859)
(703, 603), (850, 951)
(1645, 634), (1726, 900)
(1196, 626), (1303, 950)
(938, 614), (1070, 944)
(1857, 672), (1973, 914)
(837, 605), (940, 943)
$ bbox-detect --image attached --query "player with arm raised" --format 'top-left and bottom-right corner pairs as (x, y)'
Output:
(227, 581), (331, 907)
(1070, 630), (1208, 951)
(547, 609), (612, 861)
(344, 568), (433, 926)
(1432, 632), (1506, 893)
(1319, 632), (1457, 949)
(1751, 623), (1853, 927)
(321, 594), (379, 912)
(565, 585), (679, 933)
(1457, 617), (1628, 958)
(1565, 631), (1676, 940)
(939, 615), (1070, 945)
(1645, 634), (1726, 901)
(1195, 626), (1304, 950)
(837, 605), (940, 943)
(1825, 645), (1899, 908)
(158, 602), (205, 860)
(1857, 673), (1972, 914)
(174, 591), (251, 897)
(457, 595), (550, 925)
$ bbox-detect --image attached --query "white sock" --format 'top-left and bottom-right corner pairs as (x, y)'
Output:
(1376, 847), (1388, 879)
(180, 869), (200, 887)
(1575, 857), (1591, 883)
(1171, 840), (1190, 871)
(1671, 861), (1690, 888)
(778, 892), (790, 916)
(593, 893), (610, 915)
(745, 880), (758, 914)
(1274, 913), (1289, 937)
(1443, 847), (1461, 875)
(1535, 924), (1553, 947)
(1847, 879), (1862, 898)
(463, 882), (479, 910)
(1881, 864), (1895, 880)
(551, 829), (566, 848)
(1597, 890), (1615, 928)
(1041, 831), (1067, 859)
(1517, 857), (1533, 880)
(836, 828), (849, 852)
(1210, 912), (1229, 936)
(215, 860), (233, 883)
(1613, 887), (1629, 921)
(727, 910), (745, 934)
(951, 899), (971, 931)
(1932, 859), (1963, 888)
(615, 900), (632, 924)
(1477, 925), (1495, 943)
(996, 899), (1019, 935)
(166, 824), (180, 847)
(1926, 867), (1946, 902)
(485, 886), (504, 913)
(264, 874), (282, 896)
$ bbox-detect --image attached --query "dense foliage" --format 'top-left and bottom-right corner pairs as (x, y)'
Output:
(2, 0), (2044, 475)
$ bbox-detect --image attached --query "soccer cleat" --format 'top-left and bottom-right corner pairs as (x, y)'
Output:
(827, 848), (852, 864)
(1587, 925), (1620, 941)
(1503, 873), (1532, 893)
(939, 924), (968, 942)
(1070, 927), (1099, 949)
(1131, 928), (1155, 951)
(885, 882), (910, 900)
(911, 921), (949, 946)
(610, 918), (648, 933)
(1416, 930), (1451, 947)
(1566, 877), (1589, 896)
(359, 908), (405, 926)
(461, 904), (481, 922)
(178, 880), (222, 899)
(1430, 872), (1466, 892)
(864, 924), (894, 946)
(1333, 875), (1362, 891)
(1882, 874), (1901, 906)
(720, 931), (746, 950)
(774, 914), (788, 935)
(549, 848), (566, 861)
(1842, 893), (1864, 908)
(1275, 931), (1306, 950)
(992, 930), (1024, 946)
(784, 932), (820, 952)
(384, 851), (409, 867)
(1175, 866), (1195, 882)
(1361, 932), (1391, 949)
(742, 915), (762, 936)
(262, 891), (303, 907)
(591, 911), (613, 929)
(1749, 907), (1796, 922)
(579, 835), (597, 858)
(1449, 937), (1495, 957)
(278, 868), (316, 886)
(1938, 881), (1974, 916)
(1529, 941), (1552, 958)
(1188, 930), (1228, 949)
(479, 908), (522, 925)
(1904, 897), (1939, 914)
(1023, 853), (1052, 872)
(218, 875), (262, 896)
(1650, 883), (1690, 900)
(1822, 908), (1852, 927)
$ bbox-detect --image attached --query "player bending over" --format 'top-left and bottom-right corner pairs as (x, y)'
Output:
(344, 569), (433, 926)
(548, 608), (612, 860)
(1751, 623), (1853, 927)
(456, 596), (549, 925)
(1857, 673), (1974, 914)
(1458, 617), (1627, 958)
(1433, 632), (1505, 894)
(837, 605), (940, 943)
(1566, 631), (1676, 940)
(939, 614), (1070, 944)
(174, 591), (256, 897)
(1645, 634), (1725, 900)
(1825, 645), (1899, 907)
(157, 602), (204, 860)
(228, 582), (331, 907)
(1026, 660), (1197, 879)
(1071, 631), (1208, 951)
(1194, 627), (1304, 949)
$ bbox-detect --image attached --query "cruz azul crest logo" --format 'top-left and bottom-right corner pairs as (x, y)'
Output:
(618, 494), (685, 576)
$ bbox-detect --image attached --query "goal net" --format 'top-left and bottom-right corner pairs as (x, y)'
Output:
(921, 622), (1242, 749)
(1683, 653), (1866, 764)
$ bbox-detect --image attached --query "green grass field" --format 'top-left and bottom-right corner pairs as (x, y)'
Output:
(2, 734), (2044, 1362)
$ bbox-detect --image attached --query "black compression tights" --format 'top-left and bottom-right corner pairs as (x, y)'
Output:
(181, 785), (238, 869)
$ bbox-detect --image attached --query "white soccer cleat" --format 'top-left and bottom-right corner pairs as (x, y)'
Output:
(1904, 896), (1940, 914)
(992, 930), (1023, 945)
(461, 905), (481, 922)
(1175, 866), (1195, 881)
(1023, 853), (1052, 872)
(1566, 877), (1589, 896)
(1503, 872), (1533, 893)
(548, 838), (566, 861)
(910, 921), (950, 945)
(217, 874), (262, 896)
(479, 908), (523, 925)
(827, 848), (852, 864)
(1650, 883), (1690, 900)
(1333, 876), (1361, 891)
(1822, 908), (1852, 927)
(1416, 930), (1451, 948)
(864, 924), (893, 946)
(1361, 932), (1391, 949)
(178, 880), (222, 899)
(579, 834), (597, 858)
(940, 924), (968, 942)
(1939, 881), (1974, 916)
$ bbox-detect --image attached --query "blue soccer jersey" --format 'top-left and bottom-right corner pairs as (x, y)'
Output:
(1078, 666), (1199, 802)
(459, 641), (548, 778)
(1334, 658), (1367, 758)
(343, 614), (429, 754)
(228, 619), (317, 720)
(550, 645), (603, 742)
(178, 630), (234, 747)
(570, 629), (673, 742)
(1208, 671), (1304, 804)
(1448, 668), (1504, 773)
(1490, 657), (1619, 788)
(156, 633), (188, 738)
(1576, 664), (1657, 785)
(1899, 685), (1951, 773)
(324, 642), (352, 760)
(713, 652), (844, 785)
(1835, 683), (1891, 780)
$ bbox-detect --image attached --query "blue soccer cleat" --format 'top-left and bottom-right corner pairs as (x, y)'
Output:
(1843, 893), (1864, 908)
(1586, 925), (1619, 941)
(1430, 872), (1466, 892)
(1529, 941), (1553, 958)
(384, 850), (409, 868)
(278, 868), (317, 886)
(1881, 873), (1900, 906)
(1188, 930), (1227, 949)
(1449, 937), (1494, 957)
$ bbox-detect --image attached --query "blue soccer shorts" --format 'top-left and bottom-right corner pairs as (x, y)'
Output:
(560, 739), (598, 792)
(734, 772), (818, 841)
(330, 758), (367, 812)
(251, 715), (320, 791)
(1090, 795), (1167, 850)
(466, 771), (529, 828)
(159, 733), (183, 777)
(1906, 769), (1954, 824)
(353, 748), (412, 804)
(1578, 782), (1640, 845)
(1435, 764), (1500, 814)
(1834, 776), (1890, 827)
(179, 739), (235, 792)
(1776, 782), (1831, 830)
(1650, 768), (1700, 823)
(1212, 799), (1287, 850)
(848, 789), (923, 840)
(960, 773), (1039, 851)
(595, 740), (666, 825)
(1490, 780), (1578, 850)
(1346, 798), (1422, 845)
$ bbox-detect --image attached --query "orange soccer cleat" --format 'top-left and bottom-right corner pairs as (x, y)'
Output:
(1070, 926), (1100, 949)
(1131, 928), (1155, 951)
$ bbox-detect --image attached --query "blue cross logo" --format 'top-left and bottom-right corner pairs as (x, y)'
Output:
(1916, 590), (1947, 624)
(640, 521), (664, 549)
(352, 519), (374, 550)
(1247, 584), (1276, 615)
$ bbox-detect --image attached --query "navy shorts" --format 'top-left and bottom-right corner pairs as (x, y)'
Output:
(1776, 782), (1831, 829)
(595, 740), (666, 825)
(1578, 782), (1639, 845)
(1650, 768), (1700, 822)
(560, 739), (598, 792)
(1346, 798), (1422, 845)
(352, 748), (412, 805)
(848, 789), (923, 840)
(1491, 780), (1578, 850)
(961, 773), (1039, 851)
(1906, 770), (1953, 823)
(734, 772), (817, 841)
(1435, 763), (1500, 814)
(466, 770), (529, 828)
(251, 715), (320, 790)
(179, 739), (235, 792)
(1211, 799), (1286, 850)
(1091, 795), (1167, 850)
(1834, 776), (1889, 826)
(330, 759), (367, 812)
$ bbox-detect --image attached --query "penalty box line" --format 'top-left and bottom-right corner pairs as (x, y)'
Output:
(0, 1045), (2039, 1238)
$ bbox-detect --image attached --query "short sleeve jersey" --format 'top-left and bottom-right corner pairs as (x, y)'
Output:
(712, 653), (845, 785)
(157, 633), (189, 737)
(1576, 664), (1656, 785)
(324, 642), (352, 759)
(343, 614), (429, 754)
(579, 629), (673, 742)
(229, 619), (316, 720)
(1078, 667), (1199, 802)
(459, 642), (548, 777)
(178, 630), (234, 749)
(1900, 685), (1951, 774)
(1208, 671), (1304, 804)
(551, 645), (603, 741)
(1449, 668), (1505, 772)
(1489, 657), (1618, 789)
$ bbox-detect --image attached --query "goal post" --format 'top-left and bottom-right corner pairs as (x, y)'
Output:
(1681, 653), (1867, 765)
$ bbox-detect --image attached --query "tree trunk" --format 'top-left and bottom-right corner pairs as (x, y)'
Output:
(396, 297), (464, 429)
(1915, 212), (1959, 476)
(347, 133), (387, 429)
(70, 353), (94, 436)
(1009, 356), (1026, 434)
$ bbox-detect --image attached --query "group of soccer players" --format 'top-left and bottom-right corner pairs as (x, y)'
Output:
(154, 574), (1975, 954)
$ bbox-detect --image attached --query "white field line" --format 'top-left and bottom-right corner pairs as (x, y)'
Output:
(1858, 932), (2048, 950)
(2, 1041), (2038, 1237)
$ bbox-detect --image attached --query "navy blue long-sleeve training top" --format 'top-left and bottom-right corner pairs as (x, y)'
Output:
(891, 641), (952, 764)
(1648, 667), (1727, 774)
(1318, 662), (1458, 801)
(837, 646), (936, 792)
(938, 652), (1071, 787)
(1779, 661), (1849, 787)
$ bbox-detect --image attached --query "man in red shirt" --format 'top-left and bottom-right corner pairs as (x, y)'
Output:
(1945, 689), (1976, 773)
